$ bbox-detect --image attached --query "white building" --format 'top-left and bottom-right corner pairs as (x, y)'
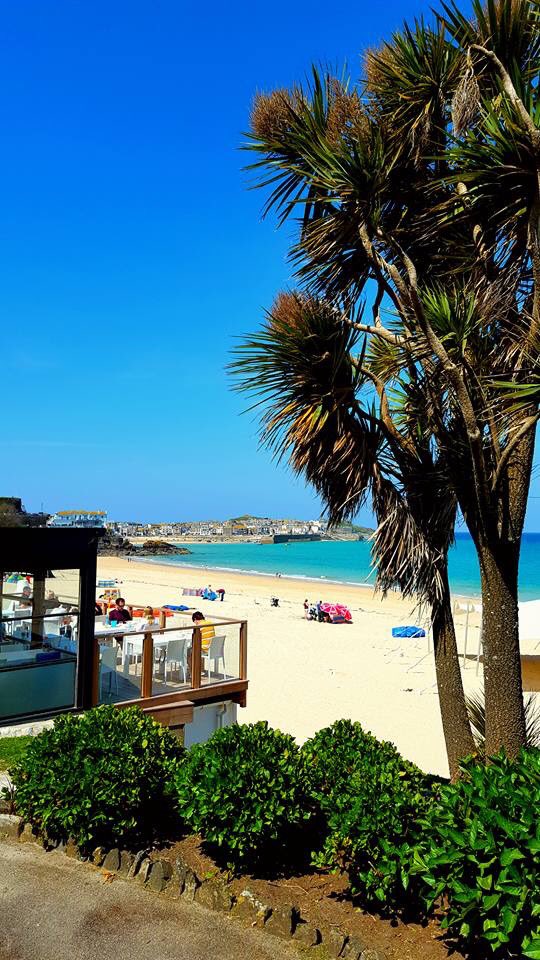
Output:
(48, 510), (107, 528)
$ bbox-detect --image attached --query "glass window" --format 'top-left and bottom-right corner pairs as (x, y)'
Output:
(0, 570), (80, 721)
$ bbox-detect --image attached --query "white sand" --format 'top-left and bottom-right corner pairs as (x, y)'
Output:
(83, 556), (485, 778)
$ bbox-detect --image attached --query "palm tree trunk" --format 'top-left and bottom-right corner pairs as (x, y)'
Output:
(478, 541), (526, 757)
(431, 569), (475, 779)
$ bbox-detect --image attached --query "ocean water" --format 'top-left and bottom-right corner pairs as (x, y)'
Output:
(153, 532), (540, 600)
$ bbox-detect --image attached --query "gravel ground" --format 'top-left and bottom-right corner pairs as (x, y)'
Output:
(0, 841), (302, 960)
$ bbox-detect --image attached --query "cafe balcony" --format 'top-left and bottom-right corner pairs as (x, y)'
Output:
(0, 529), (248, 742)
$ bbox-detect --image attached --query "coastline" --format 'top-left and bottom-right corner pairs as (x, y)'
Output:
(129, 554), (482, 603)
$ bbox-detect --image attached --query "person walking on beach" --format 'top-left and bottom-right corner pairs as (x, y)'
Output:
(303, 599), (309, 619)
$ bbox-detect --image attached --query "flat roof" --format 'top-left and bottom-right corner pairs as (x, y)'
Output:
(0, 528), (105, 571)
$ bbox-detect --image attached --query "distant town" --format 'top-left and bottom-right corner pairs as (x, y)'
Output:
(0, 500), (372, 542)
(53, 511), (371, 542)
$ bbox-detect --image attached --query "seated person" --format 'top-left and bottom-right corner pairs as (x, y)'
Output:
(191, 610), (215, 653)
(108, 597), (132, 624)
(140, 606), (158, 630)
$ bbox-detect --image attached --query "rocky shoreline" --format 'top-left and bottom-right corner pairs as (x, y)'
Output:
(99, 532), (192, 558)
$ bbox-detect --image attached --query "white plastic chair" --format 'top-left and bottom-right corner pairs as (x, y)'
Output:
(163, 637), (189, 683)
(202, 635), (226, 679)
(100, 644), (119, 696)
(124, 636), (144, 674)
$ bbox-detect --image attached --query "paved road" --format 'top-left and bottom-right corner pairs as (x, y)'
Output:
(0, 842), (301, 960)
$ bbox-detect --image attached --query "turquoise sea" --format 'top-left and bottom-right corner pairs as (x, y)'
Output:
(153, 532), (540, 600)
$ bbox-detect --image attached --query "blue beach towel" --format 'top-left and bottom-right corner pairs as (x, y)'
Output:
(392, 626), (426, 638)
(163, 604), (190, 612)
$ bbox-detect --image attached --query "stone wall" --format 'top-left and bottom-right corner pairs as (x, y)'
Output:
(0, 815), (384, 960)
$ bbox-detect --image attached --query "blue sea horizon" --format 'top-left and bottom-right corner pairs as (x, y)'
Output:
(151, 531), (540, 601)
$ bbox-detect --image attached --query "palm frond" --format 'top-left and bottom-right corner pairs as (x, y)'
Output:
(466, 687), (540, 753)
(230, 291), (385, 524)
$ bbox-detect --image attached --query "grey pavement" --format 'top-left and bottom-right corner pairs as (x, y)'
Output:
(0, 842), (302, 960)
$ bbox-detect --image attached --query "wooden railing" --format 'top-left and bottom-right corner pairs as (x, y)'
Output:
(91, 614), (248, 710)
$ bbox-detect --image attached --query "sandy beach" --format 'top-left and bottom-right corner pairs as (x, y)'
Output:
(87, 557), (484, 778)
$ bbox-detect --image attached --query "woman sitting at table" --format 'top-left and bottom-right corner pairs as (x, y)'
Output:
(140, 606), (158, 629)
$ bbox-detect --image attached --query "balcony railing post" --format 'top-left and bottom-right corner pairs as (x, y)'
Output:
(159, 609), (166, 628)
(141, 631), (154, 698)
(239, 621), (248, 680)
(191, 627), (202, 688)
(92, 638), (100, 706)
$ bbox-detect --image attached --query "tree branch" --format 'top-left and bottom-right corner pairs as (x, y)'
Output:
(358, 363), (418, 459)
(470, 44), (537, 136)
(491, 412), (540, 491)
(343, 316), (402, 346)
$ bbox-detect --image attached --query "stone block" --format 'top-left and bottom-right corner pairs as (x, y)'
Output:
(175, 858), (200, 901)
(196, 876), (234, 913)
(265, 905), (295, 939)
(103, 848), (121, 872)
(118, 851), (135, 877)
(342, 935), (370, 959)
(360, 951), (384, 960)
(92, 846), (107, 866)
(0, 814), (22, 839)
(294, 920), (321, 947)
(127, 849), (149, 879)
(65, 837), (79, 859)
(232, 890), (271, 928)
(324, 929), (348, 957)
(147, 859), (173, 893)
(19, 823), (39, 844)
(136, 858), (152, 884)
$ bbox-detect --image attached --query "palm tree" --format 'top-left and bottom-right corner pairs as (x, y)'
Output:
(242, 1), (540, 757)
(231, 291), (475, 777)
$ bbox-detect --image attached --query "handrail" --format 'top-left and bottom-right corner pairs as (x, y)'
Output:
(92, 617), (248, 708)
(93, 617), (247, 639)
(1, 609), (80, 624)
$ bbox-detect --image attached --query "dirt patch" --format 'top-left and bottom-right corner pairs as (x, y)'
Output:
(153, 837), (461, 960)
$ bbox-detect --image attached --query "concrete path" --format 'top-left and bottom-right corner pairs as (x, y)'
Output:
(0, 842), (302, 960)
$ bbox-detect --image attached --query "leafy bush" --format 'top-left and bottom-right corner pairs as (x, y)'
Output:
(303, 719), (433, 906)
(11, 705), (183, 851)
(409, 749), (540, 958)
(174, 721), (312, 870)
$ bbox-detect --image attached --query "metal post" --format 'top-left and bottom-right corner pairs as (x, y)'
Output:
(462, 603), (470, 669)
(76, 548), (98, 710)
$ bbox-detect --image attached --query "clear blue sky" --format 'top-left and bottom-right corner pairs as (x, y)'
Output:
(1, 0), (538, 528)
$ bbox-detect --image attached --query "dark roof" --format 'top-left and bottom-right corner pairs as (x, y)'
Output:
(0, 528), (105, 572)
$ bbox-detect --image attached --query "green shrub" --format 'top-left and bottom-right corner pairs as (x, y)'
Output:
(174, 721), (312, 870)
(409, 749), (540, 958)
(11, 705), (183, 851)
(303, 719), (433, 906)
(0, 735), (33, 771)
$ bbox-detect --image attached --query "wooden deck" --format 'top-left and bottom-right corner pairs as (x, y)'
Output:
(94, 615), (248, 723)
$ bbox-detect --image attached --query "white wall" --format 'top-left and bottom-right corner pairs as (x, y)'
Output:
(183, 700), (237, 747)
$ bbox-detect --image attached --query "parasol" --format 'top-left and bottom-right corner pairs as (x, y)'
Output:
(320, 602), (352, 624)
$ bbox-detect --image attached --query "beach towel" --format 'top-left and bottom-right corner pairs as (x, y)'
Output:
(182, 588), (204, 597)
(392, 626), (426, 638)
(163, 604), (190, 612)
